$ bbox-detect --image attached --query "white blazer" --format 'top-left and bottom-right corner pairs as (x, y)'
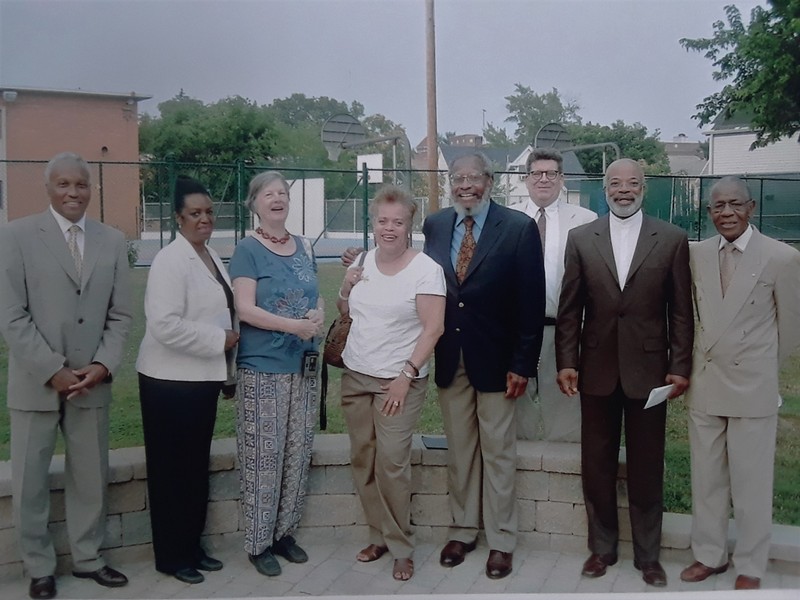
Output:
(136, 233), (234, 382)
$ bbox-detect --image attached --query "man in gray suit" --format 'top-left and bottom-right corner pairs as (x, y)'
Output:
(680, 177), (800, 591)
(510, 148), (596, 442)
(0, 153), (132, 599)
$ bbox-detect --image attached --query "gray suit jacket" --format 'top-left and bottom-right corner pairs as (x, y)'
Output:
(0, 210), (132, 410)
(687, 228), (800, 417)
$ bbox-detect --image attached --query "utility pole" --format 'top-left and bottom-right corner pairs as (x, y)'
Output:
(425, 0), (439, 212)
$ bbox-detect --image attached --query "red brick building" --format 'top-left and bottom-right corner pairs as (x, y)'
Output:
(0, 87), (150, 237)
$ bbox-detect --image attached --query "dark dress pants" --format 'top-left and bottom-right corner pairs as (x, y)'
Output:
(139, 374), (221, 573)
(580, 383), (667, 563)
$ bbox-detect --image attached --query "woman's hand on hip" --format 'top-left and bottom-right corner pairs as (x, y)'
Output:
(292, 317), (320, 340)
(380, 376), (411, 416)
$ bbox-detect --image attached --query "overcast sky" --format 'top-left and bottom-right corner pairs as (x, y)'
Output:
(1, 0), (765, 146)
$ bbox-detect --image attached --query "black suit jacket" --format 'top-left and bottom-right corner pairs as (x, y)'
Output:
(422, 201), (545, 392)
(555, 214), (694, 398)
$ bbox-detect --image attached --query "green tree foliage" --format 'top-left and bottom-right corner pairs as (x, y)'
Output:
(570, 121), (670, 175)
(482, 122), (514, 148)
(139, 92), (278, 164)
(680, 1), (800, 147)
(503, 84), (582, 144)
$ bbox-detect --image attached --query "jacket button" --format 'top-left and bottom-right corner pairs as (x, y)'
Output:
(455, 327), (461, 333)
(76, 289), (81, 295)
(458, 302), (464, 308)
(78, 318), (84, 324)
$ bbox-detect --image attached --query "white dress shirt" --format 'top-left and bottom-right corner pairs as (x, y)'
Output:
(609, 209), (643, 290)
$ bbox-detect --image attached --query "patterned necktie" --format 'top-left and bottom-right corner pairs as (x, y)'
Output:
(455, 216), (476, 284)
(537, 207), (547, 253)
(68, 224), (82, 278)
(719, 243), (737, 296)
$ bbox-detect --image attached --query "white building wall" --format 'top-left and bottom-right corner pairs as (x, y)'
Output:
(709, 131), (800, 175)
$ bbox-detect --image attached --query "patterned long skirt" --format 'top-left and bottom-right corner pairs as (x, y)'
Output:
(235, 368), (317, 555)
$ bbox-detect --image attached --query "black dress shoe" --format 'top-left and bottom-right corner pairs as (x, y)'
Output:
(29, 575), (56, 599)
(272, 535), (308, 563)
(249, 549), (281, 577)
(581, 553), (618, 578)
(72, 565), (129, 588)
(486, 550), (513, 579)
(195, 555), (223, 571)
(634, 560), (667, 587)
(439, 539), (477, 567)
(174, 567), (205, 584)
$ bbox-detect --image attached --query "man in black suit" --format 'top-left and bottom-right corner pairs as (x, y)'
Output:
(424, 152), (545, 579)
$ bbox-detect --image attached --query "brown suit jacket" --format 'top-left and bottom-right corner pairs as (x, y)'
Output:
(555, 214), (694, 398)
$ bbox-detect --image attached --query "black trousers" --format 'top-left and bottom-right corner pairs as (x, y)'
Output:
(139, 374), (221, 573)
(580, 383), (667, 563)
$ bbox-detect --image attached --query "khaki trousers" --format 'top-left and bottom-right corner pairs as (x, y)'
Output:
(438, 354), (518, 552)
(340, 368), (428, 559)
(688, 409), (777, 578)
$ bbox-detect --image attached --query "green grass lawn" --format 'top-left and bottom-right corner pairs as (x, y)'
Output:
(1, 263), (799, 525)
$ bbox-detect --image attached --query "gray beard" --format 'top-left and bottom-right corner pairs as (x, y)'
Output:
(453, 193), (490, 218)
(605, 194), (643, 219)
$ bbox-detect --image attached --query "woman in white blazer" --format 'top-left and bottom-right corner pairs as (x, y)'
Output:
(136, 177), (239, 584)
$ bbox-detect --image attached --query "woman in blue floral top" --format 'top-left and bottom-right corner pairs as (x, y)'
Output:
(229, 171), (324, 577)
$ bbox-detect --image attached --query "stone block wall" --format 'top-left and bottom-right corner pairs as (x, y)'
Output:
(0, 434), (797, 582)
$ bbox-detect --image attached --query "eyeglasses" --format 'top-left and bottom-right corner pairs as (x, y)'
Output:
(528, 170), (561, 181)
(449, 173), (486, 186)
(709, 200), (752, 214)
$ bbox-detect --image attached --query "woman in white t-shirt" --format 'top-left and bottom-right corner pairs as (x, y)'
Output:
(337, 185), (445, 581)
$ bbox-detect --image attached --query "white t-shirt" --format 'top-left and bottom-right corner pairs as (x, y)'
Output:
(343, 249), (446, 379)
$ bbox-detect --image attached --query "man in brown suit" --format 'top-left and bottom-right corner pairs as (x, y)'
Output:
(555, 158), (694, 587)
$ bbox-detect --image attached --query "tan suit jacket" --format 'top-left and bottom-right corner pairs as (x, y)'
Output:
(688, 228), (800, 417)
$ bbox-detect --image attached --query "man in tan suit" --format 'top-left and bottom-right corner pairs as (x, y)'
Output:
(510, 147), (596, 442)
(556, 158), (694, 587)
(0, 153), (132, 599)
(679, 176), (800, 591)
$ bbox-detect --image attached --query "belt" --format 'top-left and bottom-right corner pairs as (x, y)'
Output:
(544, 317), (557, 326)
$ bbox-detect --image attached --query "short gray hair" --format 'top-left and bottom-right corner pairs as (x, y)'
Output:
(369, 185), (417, 222)
(44, 152), (90, 182)
(602, 157), (644, 188)
(709, 176), (752, 203)
(245, 171), (290, 213)
(450, 151), (494, 179)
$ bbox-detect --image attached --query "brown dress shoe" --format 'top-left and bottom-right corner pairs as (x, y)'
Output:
(72, 565), (128, 588)
(29, 576), (56, 599)
(581, 553), (618, 578)
(680, 560), (729, 582)
(634, 560), (667, 587)
(486, 550), (513, 579)
(734, 575), (761, 590)
(439, 539), (477, 567)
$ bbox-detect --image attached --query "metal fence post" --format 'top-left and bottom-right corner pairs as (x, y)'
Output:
(98, 161), (105, 223)
(362, 162), (369, 250)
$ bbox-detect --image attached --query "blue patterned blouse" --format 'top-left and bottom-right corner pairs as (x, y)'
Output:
(229, 235), (319, 374)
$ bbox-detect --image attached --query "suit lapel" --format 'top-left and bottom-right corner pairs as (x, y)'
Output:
(429, 209), (458, 287)
(463, 201), (502, 283)
(590, 217), (620, 285)
(718, 230), (763, 325)
(38, 211), (81, 287)
(626, 215), (658, 286)
(81, 220), (104, 285)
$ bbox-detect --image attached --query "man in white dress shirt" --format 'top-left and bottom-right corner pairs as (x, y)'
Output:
(510, 148), (596, 442)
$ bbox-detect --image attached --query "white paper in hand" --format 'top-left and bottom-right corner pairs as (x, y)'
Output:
(644, 384), (674, 409)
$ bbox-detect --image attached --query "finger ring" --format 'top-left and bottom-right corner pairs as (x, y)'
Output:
(393, 401), (399, 406)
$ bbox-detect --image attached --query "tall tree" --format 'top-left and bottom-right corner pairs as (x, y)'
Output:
(504, 84), (582, 144)
(482, 122), (514, 148)
(570, 121), (670, 175)
(680, 1), (800, 147)
(268, 93), (364, 127)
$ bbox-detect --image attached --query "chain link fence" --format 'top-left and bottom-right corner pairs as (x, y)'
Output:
(2, 159), (798, 265)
